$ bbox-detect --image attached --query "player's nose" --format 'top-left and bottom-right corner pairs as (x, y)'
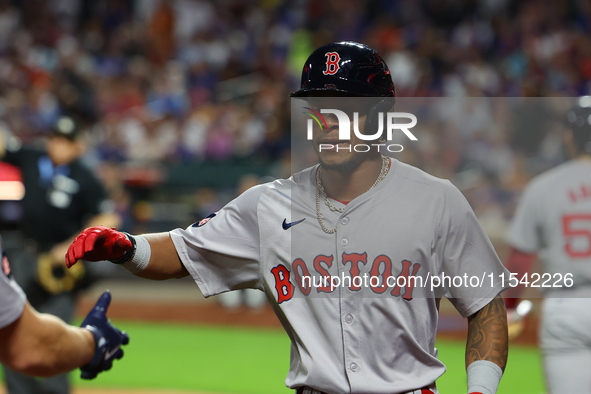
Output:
(323, 114), (340, 131)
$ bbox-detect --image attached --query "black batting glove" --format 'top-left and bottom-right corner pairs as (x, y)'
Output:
(80, 291), (130, 379)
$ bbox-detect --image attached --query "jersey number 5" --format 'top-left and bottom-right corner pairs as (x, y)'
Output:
(562, 214), (591, 258)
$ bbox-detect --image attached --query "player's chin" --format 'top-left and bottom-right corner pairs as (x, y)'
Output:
(317, 150), (365, 173)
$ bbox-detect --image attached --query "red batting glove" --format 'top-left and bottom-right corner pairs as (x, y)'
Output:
(66, 226), (133, 268)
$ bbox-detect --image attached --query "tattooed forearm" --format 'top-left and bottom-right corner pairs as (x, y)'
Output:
(466, 296), (508, 370)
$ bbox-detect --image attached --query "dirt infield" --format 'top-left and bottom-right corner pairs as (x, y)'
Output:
(73, 276), (541, 347)
(77, 298), (283, 328)
(75, 297), (539, 346)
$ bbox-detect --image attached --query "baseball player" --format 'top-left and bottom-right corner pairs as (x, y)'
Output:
(0, 116), (120, 394)
(65, 42), (509, 394)
(0, 236), (129, 380)
(504, 99), (591, 393)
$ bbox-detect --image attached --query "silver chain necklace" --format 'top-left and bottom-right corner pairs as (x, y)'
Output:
(315, 156), (390, 234)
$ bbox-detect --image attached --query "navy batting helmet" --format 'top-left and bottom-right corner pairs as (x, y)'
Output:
(291, 41), (396, 98)
(566, 97), (591, 154)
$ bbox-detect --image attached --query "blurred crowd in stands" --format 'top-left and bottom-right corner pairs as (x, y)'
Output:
(0, 0), (590, 235)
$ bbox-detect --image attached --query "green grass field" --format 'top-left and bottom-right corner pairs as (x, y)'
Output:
(1, 320), (546, 393)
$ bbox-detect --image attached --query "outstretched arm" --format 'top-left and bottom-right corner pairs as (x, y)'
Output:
(0, 291), (128, 379)
(0, 302), (94, 377)
(138, 232), (189, 280)
(66, 227), (189, 280)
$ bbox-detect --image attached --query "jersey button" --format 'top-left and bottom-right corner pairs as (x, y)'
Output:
(345, 314), (354, 324)
(341, 238), (348, 246)
(350, 363), (359, 372)
(341, 217), (349, 225)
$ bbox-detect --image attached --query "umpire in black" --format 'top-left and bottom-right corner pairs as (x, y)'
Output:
(0, 116), (120, 394)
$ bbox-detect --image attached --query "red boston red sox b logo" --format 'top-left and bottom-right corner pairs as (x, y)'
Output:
(191, 213), (217, 228)
(323, 52), (341, 75)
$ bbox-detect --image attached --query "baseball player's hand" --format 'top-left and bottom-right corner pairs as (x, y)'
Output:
(66, 226), (132, 268)
(80, 291), (129, 379)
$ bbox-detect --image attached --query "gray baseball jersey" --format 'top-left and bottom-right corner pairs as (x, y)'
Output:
(506, 160), (591, 296)
(0, 239), (26, 329)
(506, 159), (591, 392)
(171, 158), (508, 393)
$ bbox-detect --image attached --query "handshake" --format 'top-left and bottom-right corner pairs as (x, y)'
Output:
(65, 226), (134, 379)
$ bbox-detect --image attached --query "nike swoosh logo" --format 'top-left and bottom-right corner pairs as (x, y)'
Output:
(104, 345), (121, 360)
(282, 218), (305, 230)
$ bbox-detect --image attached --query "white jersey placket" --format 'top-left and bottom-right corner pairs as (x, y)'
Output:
(321, 195), (365, 391)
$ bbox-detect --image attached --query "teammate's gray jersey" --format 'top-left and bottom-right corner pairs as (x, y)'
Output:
(506, 160), (591, 295)
(0, 240), (26, 329)
(171, 159), (508, 393)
